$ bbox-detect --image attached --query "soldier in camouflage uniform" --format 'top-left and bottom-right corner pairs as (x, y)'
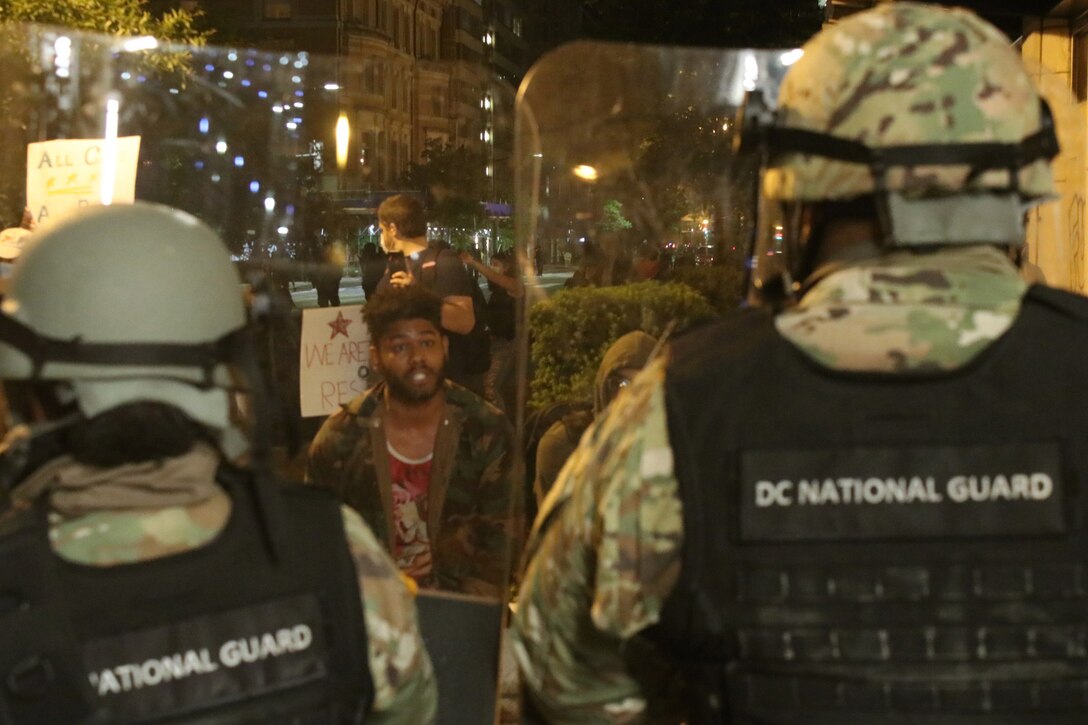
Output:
(307, 284), (522, 598)
(515, 4), (1088, 722)
(0, 204), (435, 723)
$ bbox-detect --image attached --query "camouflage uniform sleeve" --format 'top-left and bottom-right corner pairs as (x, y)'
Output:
(512, 358), (684, 723)
(464, 409), (525, 595)
(340, 506), (437, 724)
(305, 411), (349, 489)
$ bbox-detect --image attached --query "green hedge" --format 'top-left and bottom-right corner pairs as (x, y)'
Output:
(529, 281), (716, 408)
(667, 264), (746, 316)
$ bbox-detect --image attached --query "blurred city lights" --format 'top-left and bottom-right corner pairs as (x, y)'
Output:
(122, 36), (158, 52)
(780, 49), (805, 66)
(573, 165), (599, 181)
(336, 113), (350, 170)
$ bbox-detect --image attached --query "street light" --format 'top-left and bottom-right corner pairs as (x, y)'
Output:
(335, 113), (350, 171)
(573, 164), (598, 182)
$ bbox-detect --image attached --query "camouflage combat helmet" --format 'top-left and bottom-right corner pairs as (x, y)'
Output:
(746, 2), (1059, 250)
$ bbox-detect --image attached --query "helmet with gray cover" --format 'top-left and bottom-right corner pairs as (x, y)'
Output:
(0, 203), (246, 434)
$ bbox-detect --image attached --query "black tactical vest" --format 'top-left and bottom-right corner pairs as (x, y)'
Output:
(0, 466), (373, 724)
(653, 285), (1088, 724)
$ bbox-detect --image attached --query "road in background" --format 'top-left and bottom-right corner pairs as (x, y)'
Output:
(289, 268), (574, 308)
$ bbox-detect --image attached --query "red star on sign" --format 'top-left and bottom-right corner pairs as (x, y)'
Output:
(328, 310), (353, 339)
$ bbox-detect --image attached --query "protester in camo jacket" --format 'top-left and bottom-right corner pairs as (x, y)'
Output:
(308, 284), (522, 598)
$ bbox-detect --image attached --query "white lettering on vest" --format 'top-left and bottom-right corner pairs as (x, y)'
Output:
(90, 623), (313, 698)
(947, 473), (1053, 503)
(752, 472), (1058, 508)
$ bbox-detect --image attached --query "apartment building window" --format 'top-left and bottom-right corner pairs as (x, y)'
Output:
(364, 62), (386, 95)
(264, 0), (291, 19)
(377, 0), (388, 34)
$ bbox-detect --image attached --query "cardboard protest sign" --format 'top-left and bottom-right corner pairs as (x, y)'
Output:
(26, 137), (141, 228)
(299, 306), (372, 417)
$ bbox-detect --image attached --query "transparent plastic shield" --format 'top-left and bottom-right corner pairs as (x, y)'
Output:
(514, 40), (1088, 502)
(513, 42), (792, 497)
(0, 23), (516, 723)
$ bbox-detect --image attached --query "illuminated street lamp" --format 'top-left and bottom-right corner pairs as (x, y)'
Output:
(335, 113), (350, 171)
(573, 164), (598, 182)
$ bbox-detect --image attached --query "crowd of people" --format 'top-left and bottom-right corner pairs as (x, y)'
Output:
(1, 2), (1086, 723)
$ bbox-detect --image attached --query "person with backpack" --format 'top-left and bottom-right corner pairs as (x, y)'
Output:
(532, 330), (658, 505)
(377, 194), (490, 395)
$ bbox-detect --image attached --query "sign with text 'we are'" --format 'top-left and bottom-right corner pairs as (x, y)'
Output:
(299, 306), (371, 417)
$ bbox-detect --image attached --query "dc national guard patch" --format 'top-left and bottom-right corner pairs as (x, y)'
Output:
(739, 443), (1065, 542)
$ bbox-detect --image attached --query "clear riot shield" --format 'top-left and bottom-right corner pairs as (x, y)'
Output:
(513, 42), (793, 499)
(513, 42), (1087, 460)
(513, 34), (1086, 723)
(0, 23), (516, 724)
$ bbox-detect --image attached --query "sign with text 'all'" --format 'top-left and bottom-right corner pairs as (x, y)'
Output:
(26, 137), (141, 228)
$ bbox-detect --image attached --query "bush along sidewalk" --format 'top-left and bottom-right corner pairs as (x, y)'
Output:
(528, 281), (716, 409)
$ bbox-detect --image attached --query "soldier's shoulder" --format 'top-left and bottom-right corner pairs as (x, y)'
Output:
(1025, 283), (1088, 322)
(669, 307), (774, 376)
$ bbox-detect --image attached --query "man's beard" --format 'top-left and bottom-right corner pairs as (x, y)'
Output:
(384, 362), (446, 404)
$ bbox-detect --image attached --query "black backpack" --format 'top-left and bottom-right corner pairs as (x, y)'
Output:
(416, 245), (491, 376)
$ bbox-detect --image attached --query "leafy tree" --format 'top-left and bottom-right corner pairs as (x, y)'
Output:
(0, 0), (209, 45)
(401, 139), (487, 203)
(400, 140), (497, 245)
(599, 199), (632, 233)
(0, 0), (210, 223)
